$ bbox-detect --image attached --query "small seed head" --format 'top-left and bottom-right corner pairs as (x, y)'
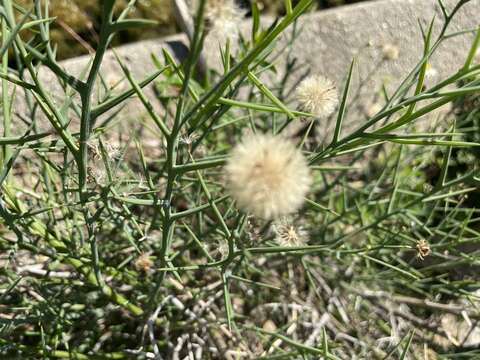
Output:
(296, 75), (338, 118)
(415, 239), (430, 260)
(272, 217), (307, 246)
(134, 253), (153, 272)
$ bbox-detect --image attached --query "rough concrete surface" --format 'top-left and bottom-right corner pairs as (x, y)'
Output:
(2, 0), (480, 140)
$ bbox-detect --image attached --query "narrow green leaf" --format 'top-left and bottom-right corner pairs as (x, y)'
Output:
(422, 187), (477, 202)
(21, 16), (56, 31)
(218, 97), (312, 117)
(248, 71), (295, 118)
(171, 195), (230, 220)
(0, 131), (52, 145)
(174, 157), (227, 173)
(332, 58), (354, 144)
(406, 17), (435, 116)
(230, 274), (281, 291)
(243, 326), (341, 359)
(304, 198), (339, 216)
(399, 330), (415, 360)
(112, 51), (170, 137)
(434, 124), (455, 190)
(91, 66), (169, 118)
(110, 18), (158, 33)
(322, 327), (329, 358)
(463, 27), (480, 70)
(0, 8), (32, 59)
(381, 330), (414, 360)
(385, 139), (480, 147)
(0, 73), (35, 90)
(251, 0), (261, 43)
(361, 254), (420, 280)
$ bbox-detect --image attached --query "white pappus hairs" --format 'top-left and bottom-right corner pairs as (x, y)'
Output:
(204, 0), (245, 47)
(225, 133), (312, 220)
(296, 75), (338, 118)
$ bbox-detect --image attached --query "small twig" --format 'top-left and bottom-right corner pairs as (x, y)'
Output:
(17, 265), (75, 279)
(56, 19), (95, 55)
(352, 287), (480, 319)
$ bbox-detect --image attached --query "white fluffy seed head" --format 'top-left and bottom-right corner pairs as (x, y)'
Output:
(225, 134), (312, 220)
(296, 75), (338, 118)
(204, 0), (245, 47)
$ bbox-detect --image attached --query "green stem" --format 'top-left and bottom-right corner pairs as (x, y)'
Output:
(148, 0), (208, 309)
(1, 16), (11, 171)
(78, 3), (115, 201)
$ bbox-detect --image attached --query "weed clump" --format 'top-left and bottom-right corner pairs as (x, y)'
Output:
(1, 0), (480, 358)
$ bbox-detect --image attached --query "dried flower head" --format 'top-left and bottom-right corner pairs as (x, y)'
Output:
(415, 239), (430, 260)
(87, 140), (120, 161)
(225, 134), (312, 219)
(272, 217), (307, 246)
(134, 253), (153, 272)
(87, 166), (106, 185)
(296, 75), (338, 118)
(179, 132), (199, 147)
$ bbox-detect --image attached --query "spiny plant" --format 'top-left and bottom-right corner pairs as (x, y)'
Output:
(1, 0), (480, 358)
